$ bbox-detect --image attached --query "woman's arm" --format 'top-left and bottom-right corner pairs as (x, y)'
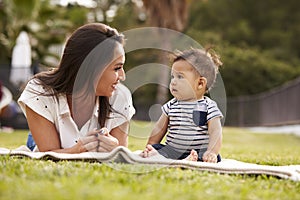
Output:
(26, 106), (98, 153)
(147, 113), (169, 145)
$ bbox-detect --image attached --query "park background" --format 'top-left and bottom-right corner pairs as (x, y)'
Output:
(1, 0), (300, 128)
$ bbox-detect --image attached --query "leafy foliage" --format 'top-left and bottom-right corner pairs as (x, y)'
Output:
(1, 0), (300, 98)
(0, 0), (88, 66)
(186, 0), (300, 96)
(219, 45), (298, 96)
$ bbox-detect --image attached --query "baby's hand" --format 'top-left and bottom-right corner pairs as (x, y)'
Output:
(202, 151), (218, 163)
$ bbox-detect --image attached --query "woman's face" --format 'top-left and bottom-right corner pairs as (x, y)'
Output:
(96, 43), (125, 97)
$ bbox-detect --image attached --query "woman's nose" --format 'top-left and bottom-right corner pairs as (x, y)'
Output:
(118, 68), (126, 81)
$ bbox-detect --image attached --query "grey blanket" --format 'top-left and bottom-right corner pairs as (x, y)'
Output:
(1, 146), (299, 181)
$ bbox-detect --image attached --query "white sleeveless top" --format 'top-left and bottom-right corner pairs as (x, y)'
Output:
(18, 79), (135, 149)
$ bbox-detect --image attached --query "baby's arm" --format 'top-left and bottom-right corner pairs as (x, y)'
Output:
(140, 114), (169, 158)
(147, 113), (169, 145)
(202, 117), (222, 163)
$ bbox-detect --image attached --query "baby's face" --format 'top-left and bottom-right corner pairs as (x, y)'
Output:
(170, 60), (202, 101)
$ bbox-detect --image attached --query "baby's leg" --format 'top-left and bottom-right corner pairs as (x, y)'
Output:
(184, 149), (198, 161)
(140, 144), (159, 158)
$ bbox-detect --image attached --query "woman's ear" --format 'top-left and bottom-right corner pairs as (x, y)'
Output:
(197, 77), (207, 90)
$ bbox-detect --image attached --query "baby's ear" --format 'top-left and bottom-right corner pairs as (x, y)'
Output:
(197, 77), (207, 90)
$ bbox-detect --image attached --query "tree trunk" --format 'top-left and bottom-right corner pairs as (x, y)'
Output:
(142, 0), (189, 104)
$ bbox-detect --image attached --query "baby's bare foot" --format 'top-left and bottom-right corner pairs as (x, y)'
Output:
(140, 144), (159, 158)
(184, 149), (198, 161)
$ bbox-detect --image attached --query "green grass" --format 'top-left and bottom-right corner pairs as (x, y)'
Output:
(0, 121), (300, 200)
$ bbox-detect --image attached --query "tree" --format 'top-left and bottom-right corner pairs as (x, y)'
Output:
(32, 1), (88, 66)
(187, 0), (300, 96)
(0, 0), (89, 66)
(0, 0), (40, 63)
(142, 0), (190, 104)
(89, 0), (128, 24)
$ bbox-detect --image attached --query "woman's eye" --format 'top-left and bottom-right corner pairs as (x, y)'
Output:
(114, 66), (122, 71)
(178, 75), (184, 79)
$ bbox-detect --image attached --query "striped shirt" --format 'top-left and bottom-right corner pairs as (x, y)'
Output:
(162, 97), (223, 153)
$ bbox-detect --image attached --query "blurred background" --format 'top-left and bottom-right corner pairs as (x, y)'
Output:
(0, 0), (300, 130)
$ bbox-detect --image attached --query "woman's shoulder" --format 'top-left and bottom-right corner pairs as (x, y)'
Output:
(17, 78), (59, 122)
(18, 78), (56, 106)
(23, 78), (52, 94)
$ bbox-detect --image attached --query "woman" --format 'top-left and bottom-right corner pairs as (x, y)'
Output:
(18, 23), (135, 153)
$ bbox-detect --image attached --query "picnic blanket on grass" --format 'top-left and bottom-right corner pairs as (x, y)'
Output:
(1, 146), (299, 181)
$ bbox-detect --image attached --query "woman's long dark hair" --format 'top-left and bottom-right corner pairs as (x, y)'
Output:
(34, 23), (124, 127)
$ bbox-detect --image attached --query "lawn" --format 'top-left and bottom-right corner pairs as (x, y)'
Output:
(0, 121), (300, 200)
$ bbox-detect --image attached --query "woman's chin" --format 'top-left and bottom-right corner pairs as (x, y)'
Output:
(95, 92), (113, 97)
(106, 90), (115, 97)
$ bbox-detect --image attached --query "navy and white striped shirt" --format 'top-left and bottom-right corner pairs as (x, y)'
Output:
(162, 97), (223, 153)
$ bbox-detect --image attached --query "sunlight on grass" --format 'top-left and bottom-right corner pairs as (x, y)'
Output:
(0, 130), (28, 149)
(1, 121), (300, 200)
(222, 127), (300, 165)
(128, 120), (153, 150)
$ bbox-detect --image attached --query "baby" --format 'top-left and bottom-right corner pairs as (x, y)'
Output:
(140, 48), (223, 162)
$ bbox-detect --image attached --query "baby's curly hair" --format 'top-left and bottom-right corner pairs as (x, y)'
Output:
(171, 47), (223, 91)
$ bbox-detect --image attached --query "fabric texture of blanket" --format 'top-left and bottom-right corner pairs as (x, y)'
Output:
(0, 146), (299, 181)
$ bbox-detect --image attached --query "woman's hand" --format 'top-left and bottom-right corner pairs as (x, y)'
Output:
(96, 127), (119, 152)
(76, 128), (120, 153)
(75, 129), (100, 153)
